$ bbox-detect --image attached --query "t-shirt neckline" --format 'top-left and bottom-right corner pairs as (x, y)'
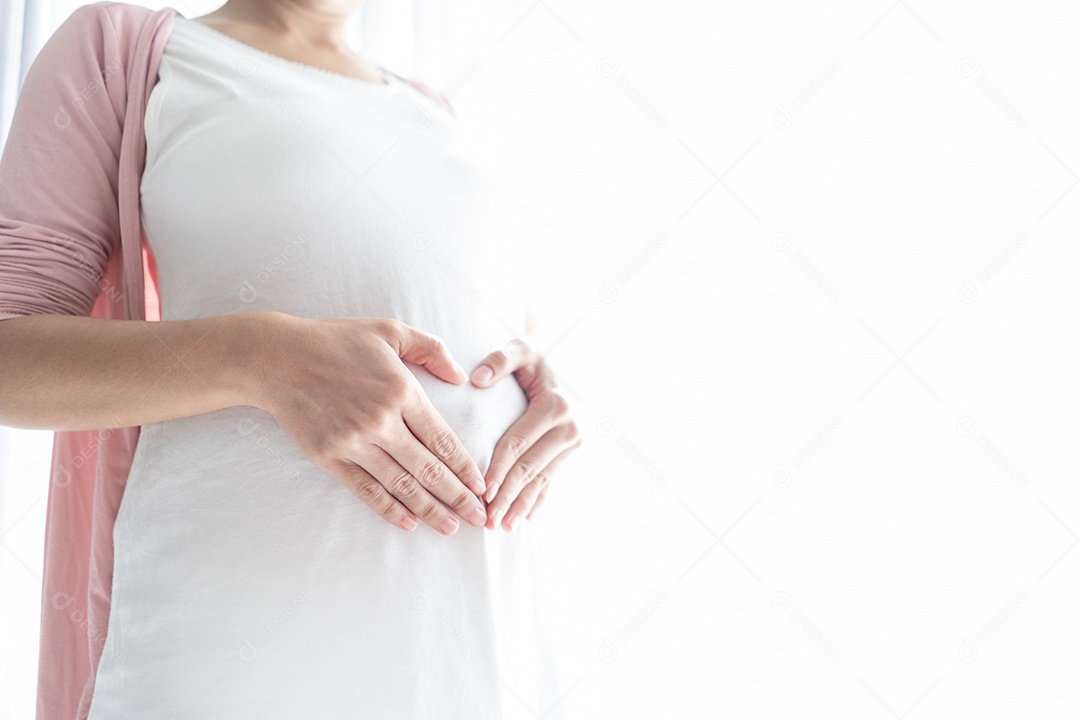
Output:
(178, 14), (399, 90)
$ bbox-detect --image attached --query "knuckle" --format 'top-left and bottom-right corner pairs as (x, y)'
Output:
(417, 458), (445, 487)
(489, 347), (511, 370)
(429, 429), (458, 461)
(507, 338), (531, 361)
(380, 317), (404, 338)
(511, 460), (541, 485)
(534, 471), (551, 489)
(448, 489), (476, 512)
(388, 471), (416, 496)
(358, 414), (397, 442)
(340, 426), (369, 450)
(381, 376), (413, 404)
(544, 392), (570, 417)
(504, 434), (530, 458)
(375, 410), (401, 435)
(372, 318), (402, 346)
(356, 410), (394, 440)
(313, 429), (358, 465)
(416, 499), (443, 522)
(356, 478), (385, 505)
(308, 439), (337, 466)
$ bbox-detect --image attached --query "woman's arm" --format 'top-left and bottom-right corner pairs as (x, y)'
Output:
(0, 312), (269, 430)
(0, 311), (492, 533)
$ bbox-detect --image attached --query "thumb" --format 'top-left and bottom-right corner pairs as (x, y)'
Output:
(390, 324), (468, 384)
(470, 337), (533, 387)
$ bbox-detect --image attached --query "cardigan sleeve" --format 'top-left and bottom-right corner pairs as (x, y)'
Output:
(0, 3), (126, 321)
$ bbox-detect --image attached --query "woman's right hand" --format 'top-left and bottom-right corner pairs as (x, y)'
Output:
(249, 312), (489, 535)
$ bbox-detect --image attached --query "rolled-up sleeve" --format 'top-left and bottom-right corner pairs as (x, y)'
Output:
(0, 4), (124, 321)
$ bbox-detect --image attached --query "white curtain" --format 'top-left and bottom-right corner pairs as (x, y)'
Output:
(0, 5), (62, 718)
(0, 0), (55, 150)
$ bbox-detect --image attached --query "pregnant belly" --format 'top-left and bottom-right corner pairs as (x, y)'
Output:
(98, 354), (531, 717)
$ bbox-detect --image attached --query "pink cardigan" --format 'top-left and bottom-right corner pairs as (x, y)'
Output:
(0, 3), (452, 718)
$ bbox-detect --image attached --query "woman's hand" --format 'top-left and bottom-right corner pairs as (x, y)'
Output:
(469, 338), (582, 531)
(250, 313), (489, 535)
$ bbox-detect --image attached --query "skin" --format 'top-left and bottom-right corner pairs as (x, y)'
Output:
(191, 0), (384, 83)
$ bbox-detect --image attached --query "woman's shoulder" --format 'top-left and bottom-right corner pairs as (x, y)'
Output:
(37, 1), (178, 83)
(61, 1), (177, 38)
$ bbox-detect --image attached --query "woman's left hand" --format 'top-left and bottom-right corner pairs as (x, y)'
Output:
(469, 338), (582, 531)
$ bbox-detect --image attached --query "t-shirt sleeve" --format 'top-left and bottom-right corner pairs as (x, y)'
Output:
(0, 4), (125, 321)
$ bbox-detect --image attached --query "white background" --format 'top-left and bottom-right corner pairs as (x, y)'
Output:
(3, 1), (1080, 718)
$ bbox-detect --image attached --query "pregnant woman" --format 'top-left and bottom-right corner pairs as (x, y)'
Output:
(0, 0), (580, 717)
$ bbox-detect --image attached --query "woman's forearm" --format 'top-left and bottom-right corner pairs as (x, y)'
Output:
(0, 311), (278, 431)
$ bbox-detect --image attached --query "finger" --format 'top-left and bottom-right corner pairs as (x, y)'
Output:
(383, 416), (488, 527)
(526, 425), (581, 522)
(383, 319), (469, 384)
(401, 392), (487, 497)
(498, 440), (578, 528)
(526, 487), (547, 521)
(504, 445), (575, 528)
(324, 457), (420, 532)
(362, 445), (481, 533)
(499, 471), (544, 531)
(470, 337), (533, 387)
(483, 391), (572, 502)
(486, 424), (575, 530)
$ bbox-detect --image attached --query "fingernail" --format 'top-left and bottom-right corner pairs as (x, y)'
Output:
(438, 517), (459, 535)
(484, 482), (500, 503)
(400, 515), (417, 531)
(471, 365), (493, 384)
(506, 514), (520, 531)
(453, 360), (468, 378)
(467, 507), (487, 526)
(470, 475), (487, 497)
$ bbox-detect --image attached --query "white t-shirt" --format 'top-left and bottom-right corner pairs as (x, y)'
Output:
(88, 15), (563, 720)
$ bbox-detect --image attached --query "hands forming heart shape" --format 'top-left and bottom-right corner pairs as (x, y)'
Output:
(468, 337), (582, 532)
(255, 314), (581, 536)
